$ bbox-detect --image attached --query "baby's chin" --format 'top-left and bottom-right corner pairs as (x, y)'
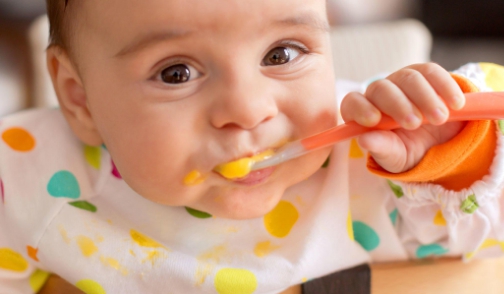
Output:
(202, 182), (288, 220)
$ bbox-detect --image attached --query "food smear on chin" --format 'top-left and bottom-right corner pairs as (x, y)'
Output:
(214, 150), (275, 180)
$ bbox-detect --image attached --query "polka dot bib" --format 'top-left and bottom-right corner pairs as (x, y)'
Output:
(3, 63), (504, 294)
(0, 109), (370, 294)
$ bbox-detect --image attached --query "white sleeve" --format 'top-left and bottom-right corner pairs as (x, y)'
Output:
(389, 63), (504, 260)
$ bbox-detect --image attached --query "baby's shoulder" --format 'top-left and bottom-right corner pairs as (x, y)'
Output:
(0, 108), (101, 238)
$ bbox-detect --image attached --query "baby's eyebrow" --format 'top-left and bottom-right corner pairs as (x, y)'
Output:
(115, 29), (193, 58)
(274, 11), (330, 33)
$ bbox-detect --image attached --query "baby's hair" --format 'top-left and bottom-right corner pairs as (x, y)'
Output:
(46, 0), (73, 50)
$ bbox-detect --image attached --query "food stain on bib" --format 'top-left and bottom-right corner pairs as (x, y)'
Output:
(254, 241), (280, 257)
(77, 235), (99, 257)
(141, 249), (168, 267)
(214, 149), (274, 179)
(195, 245), (229, 286)
(130, 229), (167, 249)
(100, 256), (128, 275)
(58, 226), (71, 244)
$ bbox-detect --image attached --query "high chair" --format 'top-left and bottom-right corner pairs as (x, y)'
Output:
(27, 16), (504, 294)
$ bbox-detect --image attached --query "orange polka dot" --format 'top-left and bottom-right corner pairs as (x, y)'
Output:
(27, 246), (39, 262)
(2, 128), (36, 152)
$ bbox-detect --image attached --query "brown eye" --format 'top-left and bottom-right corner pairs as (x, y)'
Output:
(161, 64), (191, 84)
(263, 47), (291, 66)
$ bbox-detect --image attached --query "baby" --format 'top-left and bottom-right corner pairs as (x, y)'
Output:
(1, 0), (504, 293)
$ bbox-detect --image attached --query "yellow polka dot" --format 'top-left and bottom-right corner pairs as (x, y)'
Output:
(465, 239), (503, 260)
(349, 139), (364, 158)
(347, 211), (354, 241)
(479, 239), (500, 251)
(75, 279), (107, 294)
(84, 146), (101, 169)
(480, 63), (504, 91)
(29, 269), (50, 292)
(253, 241), (280, 257)
(0, 248), (29, 272)
(433, 210), (447, 226)
(130, 229), (165, 248)
(77, 235), (98, 257)
(2, 127), (36, 152)
(214, 268), (257, 294)
(264, 200), (299, 238)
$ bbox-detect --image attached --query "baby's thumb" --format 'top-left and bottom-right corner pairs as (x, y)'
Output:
(357, 130), (408, 173)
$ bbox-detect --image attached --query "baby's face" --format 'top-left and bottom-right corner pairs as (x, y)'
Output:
(74, 0), (337, 219)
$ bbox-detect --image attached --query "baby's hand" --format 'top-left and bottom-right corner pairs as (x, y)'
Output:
(340, 63), (467, 173)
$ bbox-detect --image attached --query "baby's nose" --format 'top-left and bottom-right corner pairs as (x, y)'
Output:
(209, 79), (279, 130)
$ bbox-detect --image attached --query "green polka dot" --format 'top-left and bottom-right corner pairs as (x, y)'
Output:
(215, 268), (257, 294)
(69, 201), (97, 213)
(84, 146), (101, 169)
(75, 279), (106, 294)
(321, 156), (330, 168)
(387, 180), (404, 198)
(498, 120), (504, 135)
(352, 221), (380, 251)
(389, 209), (398, 226)
(416, 244), (448, 259)
(460, 194), (479, 214)
(47, 171), (80, 199)
(185, 207), (212, 219)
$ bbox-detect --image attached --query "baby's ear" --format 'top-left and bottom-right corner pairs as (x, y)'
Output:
(46, 46), (103, 146)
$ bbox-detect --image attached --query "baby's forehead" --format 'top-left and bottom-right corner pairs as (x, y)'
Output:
(82, 0), (328, 30)
(72, 0), (328, 62)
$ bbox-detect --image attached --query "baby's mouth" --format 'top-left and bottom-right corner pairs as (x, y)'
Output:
(213, 149), (275, 180)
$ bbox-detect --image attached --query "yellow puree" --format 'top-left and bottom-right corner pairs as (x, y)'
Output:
(183, 170), (206, 186)
(213, 150), (275, 179)
(183, 150), (275, 185)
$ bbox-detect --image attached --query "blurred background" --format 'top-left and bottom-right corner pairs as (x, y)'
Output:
(1, 0), (504, 117)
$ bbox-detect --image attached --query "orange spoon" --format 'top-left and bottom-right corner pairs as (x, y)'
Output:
(252, 91), (504, 170)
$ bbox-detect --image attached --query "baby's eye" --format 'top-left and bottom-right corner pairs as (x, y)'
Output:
(159, 64), (199, 84)
(262, 46), (301, 66)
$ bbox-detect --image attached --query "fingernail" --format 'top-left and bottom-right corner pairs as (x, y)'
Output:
(450, 96), (464, 110)
(430, 107), (448, 124)
(403, 113), (421, 129)
(364, 110), (380, 126)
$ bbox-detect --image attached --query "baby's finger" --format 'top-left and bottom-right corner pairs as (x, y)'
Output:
(340, 92), (381, 126)
(365, 79), (423, 130)
(357, 130), (407, 173)
(405, 63), (465, 110)
(387, 68), (449, 125)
